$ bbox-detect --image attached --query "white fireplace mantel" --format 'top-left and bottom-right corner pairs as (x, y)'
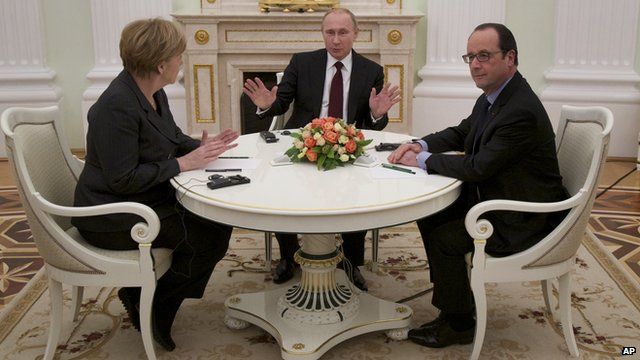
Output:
(173, 8), (422, 136)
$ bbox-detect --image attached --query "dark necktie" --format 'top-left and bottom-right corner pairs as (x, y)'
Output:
(328, 61), (344, 119)
(472, 98), (492, 152)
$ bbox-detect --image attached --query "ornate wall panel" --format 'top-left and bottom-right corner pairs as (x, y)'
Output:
(0, 0), (61, 157)
(541, 0), (640, 158)
(412, 0), (505, 137)
(81, 0), (186, 141)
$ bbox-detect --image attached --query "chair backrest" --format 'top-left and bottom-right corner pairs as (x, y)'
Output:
(527, 105), (613, 267)
(1, 106), (94, 272)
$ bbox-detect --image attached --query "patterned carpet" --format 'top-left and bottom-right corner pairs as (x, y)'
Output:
(0, 182), (639, 358)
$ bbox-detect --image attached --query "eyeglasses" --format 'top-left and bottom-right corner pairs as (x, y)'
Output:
(462, 50), (506, 64)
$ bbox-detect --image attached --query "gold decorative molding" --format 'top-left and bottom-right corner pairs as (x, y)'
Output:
(292, 343), (305, 350)
(383, 64), (404, 123)
(194, 29), (210, 45)
(395, 306), (408, 313)
(387, 30), (402, 45)
(385, 0), (404, 8)
(259, 0), (339, 13)
(193, 64), (216, 123)
(229, 296), (241, 304)
(206, 0), (216, 3)
(225, 29), (373, 44)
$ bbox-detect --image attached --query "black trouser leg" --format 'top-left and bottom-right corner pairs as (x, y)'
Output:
(79, 207), (232, 305)
(426, 219), (474, 314)
(340, 230), (366, 267)
(274, 233), (300, 262)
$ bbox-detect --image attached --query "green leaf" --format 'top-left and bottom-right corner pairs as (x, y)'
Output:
(328, 148), (335, 159)
(290, 132), (303, 140)
(285, 147), (298, 157)
(317, 154), (326, 169)
(356, 139), (373, 147)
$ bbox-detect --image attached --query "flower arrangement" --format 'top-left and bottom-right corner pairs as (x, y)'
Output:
(285, 117), (372, 171)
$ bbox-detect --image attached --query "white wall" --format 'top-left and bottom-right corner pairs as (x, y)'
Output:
(0, 0), (639, 158)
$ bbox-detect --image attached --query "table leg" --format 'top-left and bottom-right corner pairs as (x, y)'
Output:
(225, 233), (412, 360)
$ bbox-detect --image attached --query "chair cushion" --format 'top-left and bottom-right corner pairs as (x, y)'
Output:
(65, 227), (173, 265)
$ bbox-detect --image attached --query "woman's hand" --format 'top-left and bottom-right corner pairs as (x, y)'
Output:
(206, 128), (239, 146)
(177, 130), (238, 171)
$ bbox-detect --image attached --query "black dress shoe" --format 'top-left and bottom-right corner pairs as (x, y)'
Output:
(118, 288), (140, 331)
(348, 267), (368, 292)
(408, 319), (474, 348)
(418, 312), (447, 330)
(273, 259), (296, 284)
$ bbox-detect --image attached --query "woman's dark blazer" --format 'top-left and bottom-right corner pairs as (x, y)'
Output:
(72, 70), (199, 232)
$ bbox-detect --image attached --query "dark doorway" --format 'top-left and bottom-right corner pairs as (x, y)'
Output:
(241, 72), (278, 134)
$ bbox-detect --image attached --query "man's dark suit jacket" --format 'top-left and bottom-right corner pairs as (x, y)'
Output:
(72, 70), (199, 232)
(422, 71), (568, 254)
(262, 49), (388, 130)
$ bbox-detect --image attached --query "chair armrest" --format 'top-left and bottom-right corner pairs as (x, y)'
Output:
(32, 192), (160, 245)
(464, 189), (586, 241)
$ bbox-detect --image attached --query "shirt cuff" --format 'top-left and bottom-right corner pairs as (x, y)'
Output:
(416, 139), (428, 152)
(370, 111), (384, 122)
(256, 107), (270, 115)
(416, 151), (431, 172)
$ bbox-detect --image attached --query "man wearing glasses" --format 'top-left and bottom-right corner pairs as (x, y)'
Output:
(388, 23), (568, 348)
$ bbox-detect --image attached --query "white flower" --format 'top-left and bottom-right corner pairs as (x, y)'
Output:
(333, 122), (343, 132)
(294, 140), (304, 149)
(316, 137), (326, 146)
(332, 144), (339, 152)
(304, 123), (311, 130)
(338, 135), (349, 144)
(337, 146), (346, 155)
(313, 132), (322, 140)
(297, 147), (308, 158)
(302, 130), (312, 139)
(339, 154), (349, 162)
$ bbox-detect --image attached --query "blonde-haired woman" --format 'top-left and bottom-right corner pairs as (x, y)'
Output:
(72, 18), (238, 351)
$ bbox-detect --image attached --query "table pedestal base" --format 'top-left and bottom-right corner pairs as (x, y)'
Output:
(224, 270), (412, 360)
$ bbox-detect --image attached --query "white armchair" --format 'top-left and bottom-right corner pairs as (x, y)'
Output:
(1, 106), (173, 360)
(464, 105), (613, 359)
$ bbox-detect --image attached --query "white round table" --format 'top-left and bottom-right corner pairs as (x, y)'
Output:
(171, 130), (461, 360)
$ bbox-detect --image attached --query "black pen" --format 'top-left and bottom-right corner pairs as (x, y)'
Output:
(218, 156), (250, 159)
(206, 169), (242, 172)
(381, 163), (416, 174)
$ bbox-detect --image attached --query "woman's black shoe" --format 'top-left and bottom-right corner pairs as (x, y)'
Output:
(118, 288), (140, 331)
(152, 311), (176, 351)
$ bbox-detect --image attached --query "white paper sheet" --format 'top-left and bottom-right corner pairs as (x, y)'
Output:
(205, 158), (262, 170)
(370, 165), (428, 179)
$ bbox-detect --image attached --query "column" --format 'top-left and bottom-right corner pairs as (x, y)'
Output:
(82, 0), (185, 140)
(412, 0), (505, 136)
(0, 0), (62, 157)
(541, 0), (640, 158)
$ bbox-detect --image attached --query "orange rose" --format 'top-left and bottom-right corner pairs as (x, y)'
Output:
(311, 118), (325, 129)
(322, 122), (334, 132)
(346, 126), (356, 137)
(325, 117), (336, 123)
(356, 131), (365, 140)
(323, 130), (339, 144)
(345, 140), (357, 153)
(304, 137), (316, 148)
(306, 149), (318, 162)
